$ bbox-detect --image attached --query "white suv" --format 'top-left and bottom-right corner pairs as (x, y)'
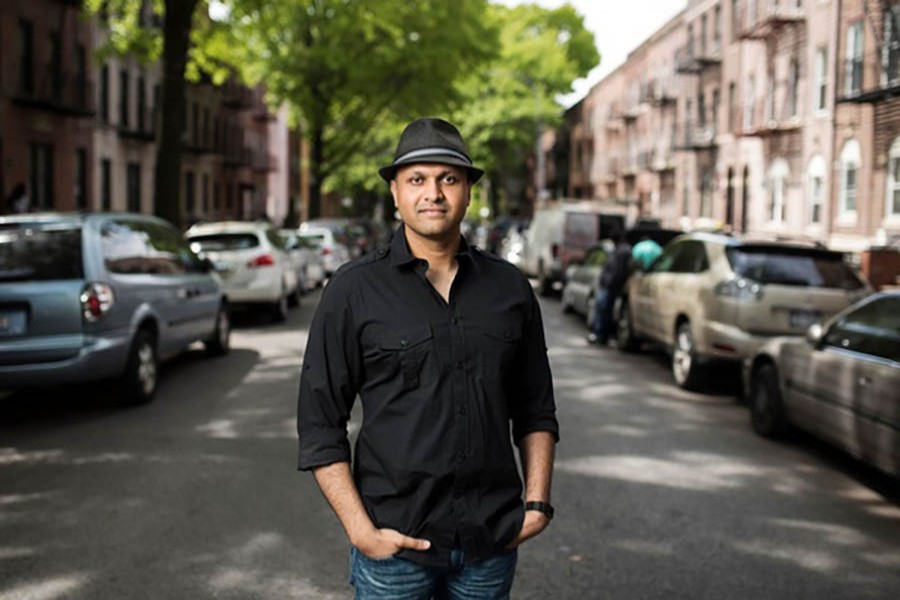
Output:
(616, 232), (872, 390)
(187, 221), (300, 322)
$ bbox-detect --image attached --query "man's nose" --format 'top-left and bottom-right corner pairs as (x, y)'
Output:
(425, 178), (444, 201)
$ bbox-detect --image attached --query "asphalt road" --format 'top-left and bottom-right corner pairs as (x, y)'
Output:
(1, 286), (898, 599)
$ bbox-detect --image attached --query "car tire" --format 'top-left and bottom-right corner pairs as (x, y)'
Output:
(750, 363), (789, 438)
(117, 328), (158, 406)
(271, 289), (289, 323)
(616, 300), (640, 352)
(204, 304), (231, 357)
(288, 286), (301, 308)
(672, 321), (706, 390)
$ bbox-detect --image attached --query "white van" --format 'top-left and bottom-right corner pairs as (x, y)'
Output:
(520, 201), (627, 296)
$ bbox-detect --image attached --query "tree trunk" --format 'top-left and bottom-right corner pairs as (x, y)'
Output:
(154, 0), (198, 230)
(308, 125), (325, 219)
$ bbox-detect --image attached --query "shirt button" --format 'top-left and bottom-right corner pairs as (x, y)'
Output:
(451, 317), (459, 325)
(400, 339), (408, 348)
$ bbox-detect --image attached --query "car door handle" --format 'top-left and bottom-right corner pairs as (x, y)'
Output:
(858, 376), (872, 387)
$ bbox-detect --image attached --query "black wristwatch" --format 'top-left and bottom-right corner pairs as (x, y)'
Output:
(525, 500), (554, 520)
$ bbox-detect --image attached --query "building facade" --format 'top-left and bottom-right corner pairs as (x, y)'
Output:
(563, 0), (900, 253)
(1, 0), (298, 228)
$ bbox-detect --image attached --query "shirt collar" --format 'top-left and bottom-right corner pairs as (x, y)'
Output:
(389, 224), (474, 268)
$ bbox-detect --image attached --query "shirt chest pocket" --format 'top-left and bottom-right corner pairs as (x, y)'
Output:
(479, 319), (523, 379)
(374, 325), (434, 392)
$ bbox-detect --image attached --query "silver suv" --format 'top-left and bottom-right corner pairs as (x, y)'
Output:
(0, 212), (230, 405)
(616, 232), (871, 390)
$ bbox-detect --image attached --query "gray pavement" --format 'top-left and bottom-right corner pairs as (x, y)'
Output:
(0, 287), (898, 599)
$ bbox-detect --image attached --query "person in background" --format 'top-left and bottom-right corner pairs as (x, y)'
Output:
(632, 235), (663, 272)
(588, 231), (633, 346)
(297, 117), (558, 599)
(6, 183), (29, 214)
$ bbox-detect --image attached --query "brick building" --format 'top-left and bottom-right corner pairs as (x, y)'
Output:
(1, 0), (298, 227)
(560, 0), (900, 253)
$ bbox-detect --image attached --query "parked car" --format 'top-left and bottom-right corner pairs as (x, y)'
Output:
(0, 212), (230, 405)
(561, 241), (615, 328)
(297, 226), (352, 277)
(519, 201), (626, 296)
(615, 232), (872, 390)
(186, 221), (299, 322)
(561, 228), (683, 329)
(278, 228), (326, 292)
(745, 290), (900, 478)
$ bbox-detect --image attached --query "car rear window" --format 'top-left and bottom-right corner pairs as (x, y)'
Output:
(0, 223), (84, 281)
(726, 246), (865, 289)
(188, 233), (260, 251)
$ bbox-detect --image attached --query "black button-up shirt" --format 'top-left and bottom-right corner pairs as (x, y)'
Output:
(296, 225), (558, 567)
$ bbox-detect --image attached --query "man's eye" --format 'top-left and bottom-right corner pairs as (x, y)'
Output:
(410, 176), (423, 184)
(443, 175), (458, 184)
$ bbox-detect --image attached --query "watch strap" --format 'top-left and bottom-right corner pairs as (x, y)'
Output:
(525, 500), (554, 520)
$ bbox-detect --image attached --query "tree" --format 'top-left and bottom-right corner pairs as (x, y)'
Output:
(86, 0), (233, 230)
(224, 0), (496, 219)
(452, 3), (599, 217)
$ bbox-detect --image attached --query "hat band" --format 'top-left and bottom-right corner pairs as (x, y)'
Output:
(394, 147), (472, 166)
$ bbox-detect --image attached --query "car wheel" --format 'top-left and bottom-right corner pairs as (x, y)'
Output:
(616, 300), (639, 352)
(288, 286), (301, 308)
(204, 304), (231, 356)
(271, 289), (289, 323)
(750, 363), (788, 438)
(117, 329), (158, 405)
(672, 321), (706, 390)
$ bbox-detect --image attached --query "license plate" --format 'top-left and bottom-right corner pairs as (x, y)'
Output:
(790, 309), (821, 330)
(0, 310), (27, 336)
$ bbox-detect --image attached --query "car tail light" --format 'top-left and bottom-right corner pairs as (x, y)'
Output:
(80, 282), (115, 322)
(321, 247), (332, 256)
(714, 277), (763, 301)
(247, 254), (276, 268)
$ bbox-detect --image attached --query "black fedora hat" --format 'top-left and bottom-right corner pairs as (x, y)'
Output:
(379, 117), (484, 183)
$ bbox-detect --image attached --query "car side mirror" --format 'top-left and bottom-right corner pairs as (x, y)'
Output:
(805, 323), (824, 347)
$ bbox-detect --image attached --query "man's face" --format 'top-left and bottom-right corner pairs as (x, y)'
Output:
(390, 163), (470, 243)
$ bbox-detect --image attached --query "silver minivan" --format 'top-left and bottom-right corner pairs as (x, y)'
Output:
(0, 212), (230, 405)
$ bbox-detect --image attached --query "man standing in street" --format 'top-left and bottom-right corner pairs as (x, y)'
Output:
(587, 231), (632, 346)
(296, 117), (559, 599)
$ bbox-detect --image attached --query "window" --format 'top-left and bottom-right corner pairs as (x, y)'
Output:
(202, 174), (209, 214)
(814, 48), (827, 111)
(728, 81), (736, 130)
(137, 74), (146, 132)
(788, 58), (799, 117)
(727, 247), (865, 289)
(192, 103), (200, 145)
(883, 5), (900, 85)
(768, 158), (789, 223)
(75, 45), (88, 108)
(75, 149), (88, 210)
(29, 143), (54, 210)
(807, 154), (825, 225)
(126, 162), (141, 212)
(49, 32), (62, 97)
(671, 241), (709, 273)
(100, 64), (110, 122)
(120, 70), (130, 128)
(698, 92), (706, 127)
(101, 159), (112, 211)
(886, 137), (900, 219)
(700, 169), (714, 217)
(701, 14), (707, 55)
(185, 171), (195, 215)
(731, 0), (739, 42)
(0, 224), (83, 282)
(744, 76), (755, 129)
(823, 295), (900, 362)
(711, 88), (720, 132)
(839, 139), (860, 220)
(846, 20), (864, 95)
(18, 19), (34, 94)
(714, 5), (721, 47)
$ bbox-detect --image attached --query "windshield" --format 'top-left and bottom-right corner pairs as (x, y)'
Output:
(188, 233), (260, 252)
(0, 223), (84, 282)
(726, 246), (865, 289)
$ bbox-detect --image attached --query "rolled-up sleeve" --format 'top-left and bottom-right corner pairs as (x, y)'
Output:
(510, 278), (559, 445)
(296, 274), (363, 471)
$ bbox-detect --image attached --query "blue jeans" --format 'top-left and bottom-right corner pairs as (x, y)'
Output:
(591, 287), (610, 340)
(349, 547), (518, 600)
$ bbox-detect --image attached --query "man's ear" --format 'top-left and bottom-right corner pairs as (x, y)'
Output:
(389, 180), (398, 207)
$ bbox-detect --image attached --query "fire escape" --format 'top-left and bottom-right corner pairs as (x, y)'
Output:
(839, 0), (900, 104)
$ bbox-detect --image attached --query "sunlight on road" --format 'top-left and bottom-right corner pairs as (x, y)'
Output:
(0, 573), (89, 600)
